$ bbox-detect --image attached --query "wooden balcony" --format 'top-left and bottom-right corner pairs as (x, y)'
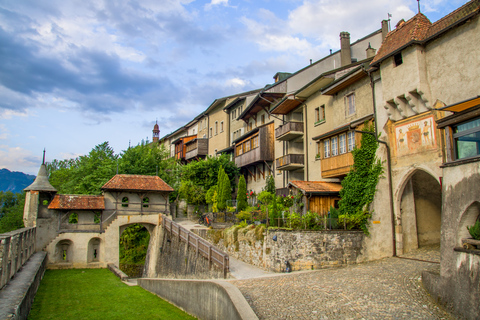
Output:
(321, 152), (354, 178)
(185, 139), (208, 160)
(276, 154), (304, 171)
(275, 121), (304, 141)
(235, 123), (274, 168)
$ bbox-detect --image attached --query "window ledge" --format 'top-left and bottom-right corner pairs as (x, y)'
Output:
(454, 247), (480, 256)
(441, 155), (480, 168)
(314, 120), (326, 127)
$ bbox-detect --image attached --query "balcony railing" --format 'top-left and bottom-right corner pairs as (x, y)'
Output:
(275, 121), (304, 141)
(321, 152), (354, 178)
(185, 139), (208, 160)
(276, 154), (304, 171)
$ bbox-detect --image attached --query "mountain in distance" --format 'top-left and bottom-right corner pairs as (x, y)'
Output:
(0, 168), (36, 193)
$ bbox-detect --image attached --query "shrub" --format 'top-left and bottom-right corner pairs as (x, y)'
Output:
(236, 175), (248, 211)
(467, 220), (480, 240)
(236, 210), (252, 222)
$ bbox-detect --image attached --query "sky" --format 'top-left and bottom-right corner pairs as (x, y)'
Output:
(0, 0), (469, 175)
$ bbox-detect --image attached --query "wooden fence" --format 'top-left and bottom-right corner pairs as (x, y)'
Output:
(162, 217), (229, 278)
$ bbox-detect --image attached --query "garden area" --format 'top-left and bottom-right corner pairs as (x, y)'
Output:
(28, 269), (196, 320)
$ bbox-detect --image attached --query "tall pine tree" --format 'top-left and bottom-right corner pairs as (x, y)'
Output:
(236, 175), (247, 212)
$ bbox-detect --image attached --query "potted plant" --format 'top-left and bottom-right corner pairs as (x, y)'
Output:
(463, 220), (480, 250)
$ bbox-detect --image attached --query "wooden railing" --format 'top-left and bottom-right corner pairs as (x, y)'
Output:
(276, 154), (304, 170)
(275, 121), (304, 141)
(321, 152), (354, 178)
(0, 227), (36, 289)
(162, 216), (229, 278)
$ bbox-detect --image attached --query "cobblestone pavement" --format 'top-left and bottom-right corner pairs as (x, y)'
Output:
(231, 246), (455, 320)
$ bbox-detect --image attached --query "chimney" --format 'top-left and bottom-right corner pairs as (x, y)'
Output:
(382, 19), (389, 41)
(366, 42), (376, 58)
(340, 32), (351, 67)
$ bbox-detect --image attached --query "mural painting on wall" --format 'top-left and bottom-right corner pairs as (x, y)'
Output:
(395, 115), (437, 156)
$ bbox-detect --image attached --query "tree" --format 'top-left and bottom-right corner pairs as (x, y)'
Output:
(236, 175), (247, 212)
(265, 174), (275, 194)
(0, 191), (25, 233)
(216, 166), (231, 211)
(48, 142), (118, 195)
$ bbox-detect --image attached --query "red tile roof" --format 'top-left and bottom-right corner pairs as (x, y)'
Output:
(48, 194), (105, 210)
(289, 181), (342, 194)
(371, 0), (480, 66)
(101, 174), (174, 192)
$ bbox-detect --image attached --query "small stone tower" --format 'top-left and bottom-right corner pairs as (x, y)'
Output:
(152, 121), (160, 143)
(23, 152), (57, 250)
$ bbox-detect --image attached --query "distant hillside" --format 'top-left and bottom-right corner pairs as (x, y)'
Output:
(0, 169), (36, 193)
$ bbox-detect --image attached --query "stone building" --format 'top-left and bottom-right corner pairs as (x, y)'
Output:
(23, 163), (173, 270)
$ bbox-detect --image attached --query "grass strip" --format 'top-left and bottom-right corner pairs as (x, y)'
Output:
(28, 268), (196, 320)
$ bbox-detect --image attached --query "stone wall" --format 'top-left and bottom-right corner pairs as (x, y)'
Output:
(199, 225), (364, 272)
(154, 226), (227, 279)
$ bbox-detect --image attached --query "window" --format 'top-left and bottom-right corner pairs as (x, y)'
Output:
(348, 131), (355, 151)
(220, 121), (224, 133)
(315, 105), (325, 123)
(453, 117), (480, 160)
(339, 133), (346, 154)
(209, 128), (213, 138)
(244, 140), (251, 153)
(394, 52), (403, 66)
(324, 139), (330, 158)
(252, 135), (259, 149)
(215, 121), (218, 135)
(68, 212), (78, 224)
(236, 144), (243, 156)
(331, 136), (338, 156)
(248, 121), (253, 131)
(232, 110), (236, 120)
(122, 197), (129, 207)
(142, 197), (149, 208)
(316, 141), (321, 158)
(346, 93), (355, 116)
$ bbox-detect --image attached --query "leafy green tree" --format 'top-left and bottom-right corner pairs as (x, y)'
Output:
(178, 180), (205, 207)
(236, 175), (247, 212)
(48, 142), (118, 195)
(338, 123), (383, 234)
(0, 191), (25, 233)
(221, 169), (231, 209)
(265, 174), (275, 194)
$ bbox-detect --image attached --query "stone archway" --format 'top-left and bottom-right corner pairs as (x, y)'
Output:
(118, 223), (155, 277)
(398, 169), (442, 253)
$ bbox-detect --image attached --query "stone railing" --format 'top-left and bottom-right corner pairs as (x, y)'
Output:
(0, 227), (36, 289)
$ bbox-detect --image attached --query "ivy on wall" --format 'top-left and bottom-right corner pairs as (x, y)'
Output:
(338, 123), (383, 234)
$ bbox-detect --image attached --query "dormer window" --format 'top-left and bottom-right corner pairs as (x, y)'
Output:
(394, 52), (403, 66)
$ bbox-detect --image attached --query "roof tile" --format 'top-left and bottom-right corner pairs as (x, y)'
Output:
(101, 174), (174, 192)
(371, 0), (480, 66)
(48, 194), (105, 210)
(289, 181), (342, 193)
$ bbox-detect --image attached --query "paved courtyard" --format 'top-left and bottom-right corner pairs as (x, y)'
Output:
(230, 245), (455, 319)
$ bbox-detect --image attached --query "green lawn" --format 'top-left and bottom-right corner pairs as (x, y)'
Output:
(28, 269), (196, 320)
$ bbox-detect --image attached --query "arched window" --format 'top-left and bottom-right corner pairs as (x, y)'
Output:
(122, 197), (129, 207)
(143, 197), (149, 208)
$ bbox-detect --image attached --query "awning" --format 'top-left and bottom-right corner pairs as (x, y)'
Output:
(439, 96), (480, 113)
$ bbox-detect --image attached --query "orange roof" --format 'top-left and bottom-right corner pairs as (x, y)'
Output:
(102, 174), (174, 192)
(371, 14), (432, 66)
(371, 0), (480, 66)
(48, 194), (105, 210)
(289, 181), (342, 194)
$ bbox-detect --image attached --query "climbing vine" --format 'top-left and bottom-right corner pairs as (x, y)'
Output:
(338, 123), (383, 234)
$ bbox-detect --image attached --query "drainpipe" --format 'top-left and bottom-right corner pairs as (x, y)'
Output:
(354, 130), (396, 257)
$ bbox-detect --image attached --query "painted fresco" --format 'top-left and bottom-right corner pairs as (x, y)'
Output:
(395, 116), (436, 156)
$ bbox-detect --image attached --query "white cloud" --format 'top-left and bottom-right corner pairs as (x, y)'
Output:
(0, 145), (39, 174)
(205, 0), (229, 10)
(226, 77), (247, 88)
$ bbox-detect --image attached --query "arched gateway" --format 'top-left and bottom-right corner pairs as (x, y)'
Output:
(396, 168), (442, 254)
(23, 163), (174, 270)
